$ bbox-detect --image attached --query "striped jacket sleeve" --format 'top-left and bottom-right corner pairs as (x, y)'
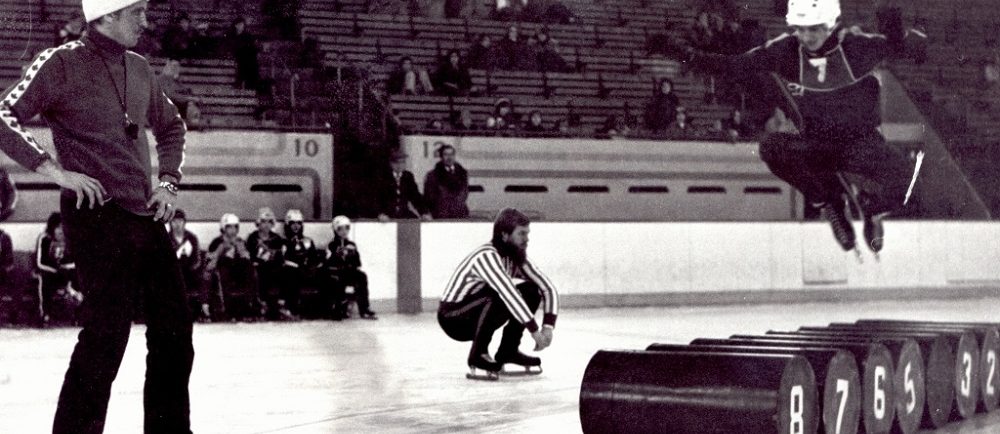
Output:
(472, 250), (540, 332)
(0, 48), (64, 171)
(521, 258), (558, 328)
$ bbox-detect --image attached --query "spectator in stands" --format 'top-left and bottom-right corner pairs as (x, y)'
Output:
(487, 97), (520, 130)
(433, 50), (475, 97)
(158, 60), (202, 125)
(378, 149), (431, 220)
(0, 168), (15, 222)
(523, 110), (547, 132)
(226, 18), (261, 91)
(161, 13), (195, 60)
(644, 78), (680, 134)
(534, 29), (571, 72)
(297, 29), (323, 70)
(35, 212), (82, 325)
(261, 0), (301, 40)
(665, 107), (694, 138)
(722, 108), (755, 140)
(424, 144), (470, 219)
(281, 209), (316, 318)
(498, 25), (538, 71)
(467, 34), (499, 70)
(387, 57), (434, 95)
(597, 114), (631, 137)
(688, 12), (718, 53)
(168, 209), (209, 322)
(451, 109), (479, 131)
(247, 207), (293, 320)
(493, 0), (525, 21)
(205, 214), (257, 321)
(324, 216), (377, 319)
(55, 10), (86, 47)
(426, 119), (445, 131)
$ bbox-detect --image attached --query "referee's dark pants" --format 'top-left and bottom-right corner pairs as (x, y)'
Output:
(438, 282), (541, 359)
(54, 196), (194, 434)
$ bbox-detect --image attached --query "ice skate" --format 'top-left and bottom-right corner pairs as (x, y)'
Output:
(838, 176), (882, 260)
(466, 353), (501, 381)
(496, 351), (542, 376)
(817, 198), (861, 262)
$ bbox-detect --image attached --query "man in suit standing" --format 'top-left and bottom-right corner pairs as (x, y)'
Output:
(378, 149), (430, 221)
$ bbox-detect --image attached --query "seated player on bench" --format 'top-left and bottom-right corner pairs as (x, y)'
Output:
(438, 208), (558, 380)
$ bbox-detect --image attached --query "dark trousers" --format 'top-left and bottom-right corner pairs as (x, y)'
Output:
(54, 198), (194, 434)
(438, 282), (541, 357)
(759, 131), (914, 215)
(331, 268), (372, 314)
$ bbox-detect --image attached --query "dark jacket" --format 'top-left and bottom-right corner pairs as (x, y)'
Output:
(467, 43), (498, 70)
(379, 169), (426, 218)
(424, 162), (470, 219)
(282, 234), (319, 269)
(0, 30), (186, 216)
(433, 63), (473, 96)
(326, 235), (361, 270)
(643, 92), (680, 132)
(169, 229), (201, 273)
(246, 230), (285, 270)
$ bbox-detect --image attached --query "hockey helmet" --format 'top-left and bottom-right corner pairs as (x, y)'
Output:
(332, 215), (352, 229)
(285, 209), (304, 223)
(220, 213), (240, 228)
(786, 0), (840, 28)
(257, 207), (276, 223)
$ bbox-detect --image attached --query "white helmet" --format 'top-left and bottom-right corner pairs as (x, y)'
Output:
(285, 209), (304, 223)
(786, 0), (840, 28)
(220, 213), (240, 228)
(332, 215), (352, 229)
(257, 207), (276, 223)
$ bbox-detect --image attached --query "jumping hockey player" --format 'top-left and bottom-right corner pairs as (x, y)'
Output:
(438, 208), (558, 380)
(664, 0), (926, 257)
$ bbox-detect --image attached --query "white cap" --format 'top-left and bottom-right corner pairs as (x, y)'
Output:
(285, 209), (304, 222)
(257, 207), (276, 223)
(82, 0), (143, 22)
(786, 0), (840, 28)
(332, 215), (352, 229)
(220, 213), (240, 227)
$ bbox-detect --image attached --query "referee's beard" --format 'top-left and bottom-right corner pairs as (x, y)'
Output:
(492, 238), (526, 267)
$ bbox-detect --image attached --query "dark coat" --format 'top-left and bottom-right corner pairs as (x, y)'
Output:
(424, 162), (470, 218)
(326, 235), (362, 270)
(379, 170), (426, 218)
(433, 63), (473, 96)
(643, 93), (680, 132)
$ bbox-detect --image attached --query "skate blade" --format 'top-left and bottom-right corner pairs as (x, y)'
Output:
(466, 368), (499, 381)
(499, 367), (543, 377)
(850, 248), (863, 264)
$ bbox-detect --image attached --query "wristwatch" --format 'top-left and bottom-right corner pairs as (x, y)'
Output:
(157, 180), (179, 195)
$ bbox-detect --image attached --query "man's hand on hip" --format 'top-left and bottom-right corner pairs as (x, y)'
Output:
(147, 187), (177, 222)
(36, 160), (107, 209)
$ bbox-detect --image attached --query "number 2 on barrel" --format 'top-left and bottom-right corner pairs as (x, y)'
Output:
(961, 352), (972, 397)
(835, 379), (849, 434)
(874, 366), (887, 420)
(988, 351), (997, 396)
(790, 385), (804, 434)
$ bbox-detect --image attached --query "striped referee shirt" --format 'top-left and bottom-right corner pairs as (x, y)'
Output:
(441, 243), (558, 332)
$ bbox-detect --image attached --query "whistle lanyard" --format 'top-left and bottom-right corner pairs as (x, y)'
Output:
(95, 53), (129, 124)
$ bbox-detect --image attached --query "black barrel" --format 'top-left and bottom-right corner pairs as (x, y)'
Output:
(647, 344), (860, 434)
(721, 336), (901, 434)
(826, 323), (980, 421)
(795, 327), (956, 429)
(856, 319), (1000, 412)
(756, 333), (925, 434)
(579, 350), (818, 434)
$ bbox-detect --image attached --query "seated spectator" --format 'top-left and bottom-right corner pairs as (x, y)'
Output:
(247, 207), (293, 320)
(226, 18), (261, 91)
(158, 60), (202, 125)
(523, 110), (547, 132)
(281, 209), (317, 318)
(378, 149), (431, 220)
(424, 145), (470, 219)
(297, 29), (323, 70)
(425, 118), (445, 131)
(169, 209), (209, 322)
(205, 214), (258, 321)
(387, 57), (434, 95)
(161, 13), (195, 60)
(722, 108), (756, 140)
(54, 10), (85, 47)
(324, 216), (377, 319)
(493, 0), (525, 21)
(450, 109), (480, 131)
(687, 11), (718, 53)
(553, 112), (584, 135)
(467, 34), (499, 71)
(665, 108), (694, 138)
(597, 114), (631, 137)
(534, 29), (571, 72)
(34, 213), (81, 325)
(497, 25), (538, 71)
(487, 97), (520, 130)
(644, 78), (680, 133)
(433, 50), (475, 97)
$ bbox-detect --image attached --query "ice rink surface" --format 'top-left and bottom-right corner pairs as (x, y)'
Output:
(2, 296), (1000, 433)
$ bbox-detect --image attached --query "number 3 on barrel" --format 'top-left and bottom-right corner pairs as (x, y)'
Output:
(961, 352), (972, 397)
(790, 385), (803, 434)
(874, 366), (887, 420)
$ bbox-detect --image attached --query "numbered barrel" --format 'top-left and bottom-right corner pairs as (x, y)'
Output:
(647, 344), (859, 434)
(826, 323), (981, 421)
(796, 327), (957, 429)
(856, 320), (1000, 412)
(756, 333), (925, 434)
(720, 336), (901, 434)
(579, 350), (818, 434)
